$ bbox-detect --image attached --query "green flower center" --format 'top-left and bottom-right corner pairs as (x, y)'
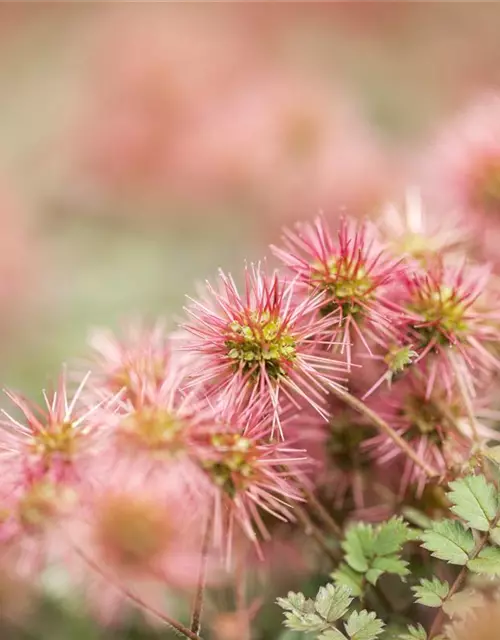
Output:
(31, 422), (76, 460)
(409, 285), (468, 347)
(119, 407), (185, 454)
(202, 433), (257, 499)
(311, 257), (374, 318)
(225, 312), (296, 380)
(400, 395), (459, 444)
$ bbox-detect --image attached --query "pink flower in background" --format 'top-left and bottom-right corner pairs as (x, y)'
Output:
(0, 473), (76, 578)
(183, 264), (348, 433)
(273, 216), (404, 365)
(378, 189), (471, 262)
(176, 70), (393, 222)
(419, 95), (500, 270)
(0, 371), (118, 484)
(70, 474), (203, 624)
(422, 95), (500, 220)
(68, 6), (262, 201)
(87, 321), (174, 402)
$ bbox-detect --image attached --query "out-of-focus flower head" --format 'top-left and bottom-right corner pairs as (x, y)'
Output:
(87, 320), (174, 403)
(182, 264), (348, 435)
(0, 472), (76, 578)
(273, 216), (404, 366)
(0, 370), (118, 485)
(176, 70), (393, 223)
(423, 95), (500, 220)
(67, 5), (261, 203)
(70, 472), (203, 624)
(379, 188), (471, 263)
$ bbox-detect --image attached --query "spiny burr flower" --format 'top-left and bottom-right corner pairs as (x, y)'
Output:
(272, 216), (403, 364)
(182, 265), (347, 434)
(70, 475), (204, 624)
(363, 376), (487, 497)
(87, 321), (174, 402)
(422, 95), (500, 220)
(379, 188), (471, 263)
(103, 368), (208, 477)
(189, 402), (308, 558)
(394, 257), (500, 397)
(0, 372), (117, 483)
(0, 473), (76, 577)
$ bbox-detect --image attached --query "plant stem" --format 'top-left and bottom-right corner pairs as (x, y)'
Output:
(299, 481), (343, 538)
(294, 502), (341, 564)
(74, 544), (202, 640)
(190, 509), (214, 635)
(428, 512), (500, 638)
(329, 384), (437, 478)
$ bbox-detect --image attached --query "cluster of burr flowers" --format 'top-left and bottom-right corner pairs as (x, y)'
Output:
(1, 191), (500, 633)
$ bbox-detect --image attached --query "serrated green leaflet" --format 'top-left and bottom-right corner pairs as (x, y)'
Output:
(314, 584), (353, 623)
(448, 474), (498, 532)
(399, 624), (427, 640)
(343, 525), (372, 572)
(345, 610), (385, 640)
(332, 563), (364, 597)
(412, 577), (449, 607)
(468, 545), (500, 574)
(421, 519), (474, 565)
(277, 591), (315, 613)
(373, 517), (409, 555)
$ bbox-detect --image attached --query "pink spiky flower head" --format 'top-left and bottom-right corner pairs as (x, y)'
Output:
(422, 95), (500, 221)
(272, 216), (403, 364)
(87, 320), (173, 402)
(188, 401), (308, 560)
(183, 264), (347, 435)
(395, 256), (500, 398)
(379, 188), (471, 263)
(70, 473), (204, 624)
(0, 471), (77, 578)
(364, 375), (493, 498)
(0, 370), (116, 484)
(102, 367), (216, 490)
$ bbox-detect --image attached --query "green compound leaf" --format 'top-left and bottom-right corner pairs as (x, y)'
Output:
(421, 519), (474, 565)
(412, 577), (449, 607)
(277, 591), (315, 614)
(448, 475), (498, 532)
(314, 584), (353, 624)
(343, 524), (373, 573)
(373, 517), (410, 555)
(398, 624), (427, 640)
(331, 563), (364, 597)
(345, 610), (385, 640)
(468, 545), (500, 575)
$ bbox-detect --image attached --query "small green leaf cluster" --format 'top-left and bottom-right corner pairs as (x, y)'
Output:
(277, 584), (384, 640)
(332, 517), (411, 596)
